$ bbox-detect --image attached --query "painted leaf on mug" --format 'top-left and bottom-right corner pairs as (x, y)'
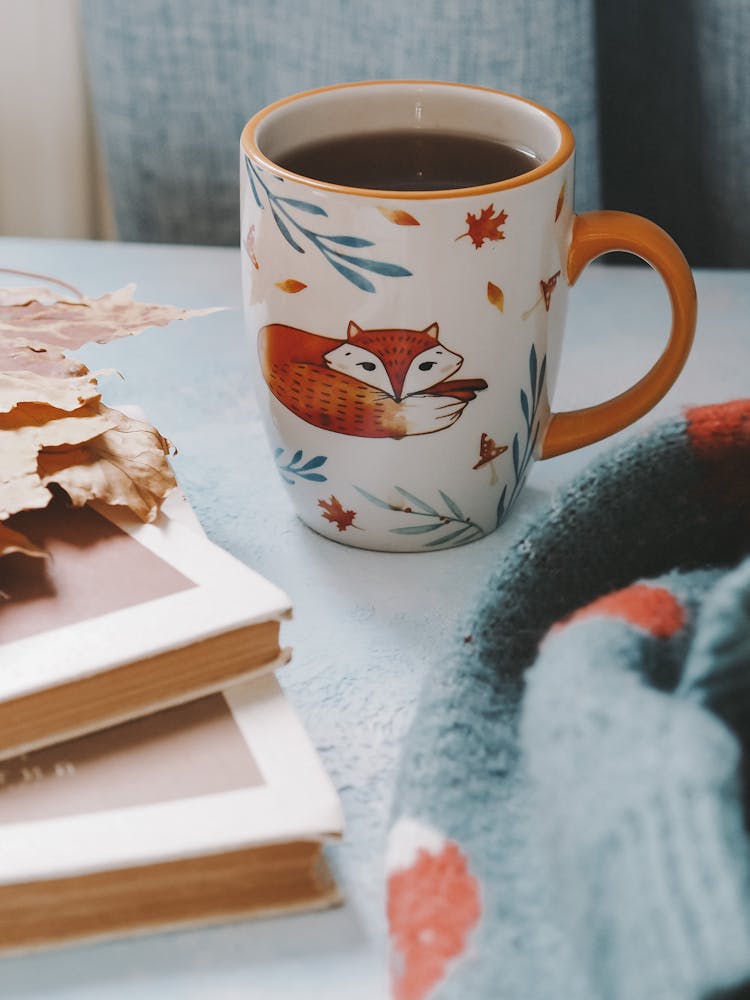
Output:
(244, 225), (260, 269)
(244, 156), (413, 294)
(318, 495), (358, 532)
(378, 207), (421, 226)
(455, 204), (508, 249)
(486, 282), (504, 312)
(521, 271), (562, 320)
(275, 279), (308, 293)
(541, 270), (561, 310)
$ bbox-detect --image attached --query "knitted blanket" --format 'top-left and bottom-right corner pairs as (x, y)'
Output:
(387, 399), (750, 1000)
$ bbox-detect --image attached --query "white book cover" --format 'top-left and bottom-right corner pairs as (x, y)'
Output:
(1, 496), (292, 703)
(0, 671), (344, 886)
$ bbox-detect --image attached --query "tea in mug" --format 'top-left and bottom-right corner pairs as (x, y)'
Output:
(275, 128), (544, 191)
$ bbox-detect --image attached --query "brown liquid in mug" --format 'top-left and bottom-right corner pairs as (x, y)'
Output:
(275, 128), (544, 191)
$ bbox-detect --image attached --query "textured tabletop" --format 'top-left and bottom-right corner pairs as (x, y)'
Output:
(1, 238), (747, 1000)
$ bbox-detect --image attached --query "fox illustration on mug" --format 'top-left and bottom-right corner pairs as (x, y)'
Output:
(258, 321), (488, 438)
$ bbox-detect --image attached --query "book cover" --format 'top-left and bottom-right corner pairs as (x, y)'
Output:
(0, 671), (343, 952)
(0, 495), (292, 758)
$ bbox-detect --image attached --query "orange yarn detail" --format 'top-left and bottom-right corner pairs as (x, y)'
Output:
(686, 399), (750, 457)
(686, 400), (750, 513)
(388, 841), (481, 1000)
(557, 583), (686, 639)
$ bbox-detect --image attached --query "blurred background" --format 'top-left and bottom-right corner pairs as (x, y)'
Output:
(0, 0), (115, 241)
(2, 0), (748, 266)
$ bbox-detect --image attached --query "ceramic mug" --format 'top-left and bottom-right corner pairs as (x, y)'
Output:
(240, 81), (696, 551)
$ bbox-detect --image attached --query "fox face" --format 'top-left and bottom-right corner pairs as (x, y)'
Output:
(323, 321), (463, 401)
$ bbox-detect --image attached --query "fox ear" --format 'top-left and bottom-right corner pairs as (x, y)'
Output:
(347, 320), (363, 340)
(423, 323), (439, 340)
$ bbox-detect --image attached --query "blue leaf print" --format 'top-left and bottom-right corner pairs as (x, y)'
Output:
(438, 490), (464, 521)
(495, 344), (549, 531)
(354, 486), (394, 510)
(327, 257), (376, 293)
(322, 235), (376, 248)
(496, 485), (508, 523)
(271, 209), (305, 253)
(245, 157), (262, 208)
(520, 389), (529, 425)
(394, 486), (439, 516)
(357, 485), (484, 549)
(424, 525), (473, 547)
(277, 196), (328, 216)
(332, 253), (412, 278)
(391, 523), (443, 535)
(245, 155), (413, 292)
(299, 455), (328, 471)
(275, 447), (329, 485)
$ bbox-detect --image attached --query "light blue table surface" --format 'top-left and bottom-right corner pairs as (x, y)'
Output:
(0, 238), (748, 1000)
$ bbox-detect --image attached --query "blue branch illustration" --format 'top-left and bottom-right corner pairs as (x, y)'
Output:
(274, 448), (328, 485)
(245, 157), (412, 293)
(496, 344), (547, 526)
(356, 485), (484, 548)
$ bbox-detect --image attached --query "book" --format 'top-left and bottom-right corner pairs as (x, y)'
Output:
(0, 671), (343, 952)
(0, 494), (292, 760)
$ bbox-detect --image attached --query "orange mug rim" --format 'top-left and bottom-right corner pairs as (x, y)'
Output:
(240, 79), (575, 201)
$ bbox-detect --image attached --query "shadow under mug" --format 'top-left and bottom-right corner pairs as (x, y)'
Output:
(240, 80), (696, 552)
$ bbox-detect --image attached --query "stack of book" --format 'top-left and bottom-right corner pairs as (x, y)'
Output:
(0, 491), (343, 953)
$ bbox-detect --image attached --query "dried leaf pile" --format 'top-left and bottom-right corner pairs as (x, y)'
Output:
(0, 277), (219, 560)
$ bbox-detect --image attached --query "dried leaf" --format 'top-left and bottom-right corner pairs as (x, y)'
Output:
(318, 495), (357, 532)
(0, 274), (214, 550)
(378, 207), (420, 226)
(0, 371), (100, 414)
(0, 284), (221, 350)
(275, 279), (308, 294)
(37, 407), (176, 523)
(456, 204), (508, 249)
(0, 403), (120, 520)
(0, 286), (59, 306)
(487, 282), (505, 312)
(0, 337), (90, 377)
(0, 520), (46, 559)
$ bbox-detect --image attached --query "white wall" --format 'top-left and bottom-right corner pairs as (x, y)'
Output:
(0, 0), (114, 239)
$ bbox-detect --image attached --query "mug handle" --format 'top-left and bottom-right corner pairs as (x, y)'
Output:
(540, 210), (697, 459)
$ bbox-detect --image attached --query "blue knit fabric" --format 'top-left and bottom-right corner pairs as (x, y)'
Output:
(387, 401), (750, 1000)
(522, 565), (750, 1000)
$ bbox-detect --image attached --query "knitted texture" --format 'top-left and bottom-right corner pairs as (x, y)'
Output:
(387, 399), (750, 1000)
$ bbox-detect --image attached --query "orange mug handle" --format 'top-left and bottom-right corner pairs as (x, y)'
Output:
(540, 210), (697, 459)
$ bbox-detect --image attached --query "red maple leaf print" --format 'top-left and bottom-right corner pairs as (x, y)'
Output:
(318, 495), (357, 531)
(387, 820), (481, 1000)
(456, 204), (508, 249)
